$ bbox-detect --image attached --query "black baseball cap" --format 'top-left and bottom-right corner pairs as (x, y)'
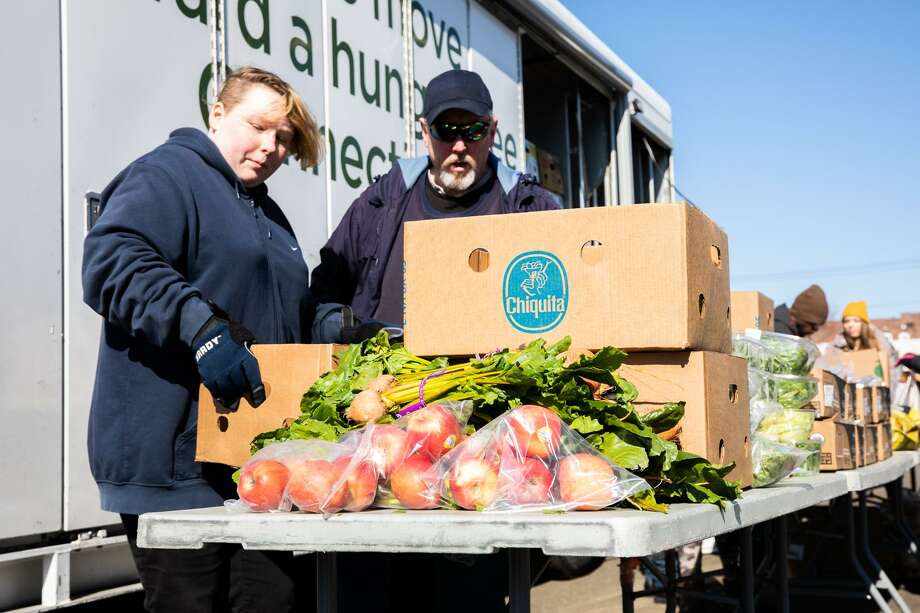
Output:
(422, 70), (493, 124)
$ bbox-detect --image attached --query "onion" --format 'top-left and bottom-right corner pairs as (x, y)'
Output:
(367, 374), (397, 393)
(346, 389), (387, 422)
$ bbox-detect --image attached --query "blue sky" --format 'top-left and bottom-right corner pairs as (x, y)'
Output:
(563, 0), (920, 320)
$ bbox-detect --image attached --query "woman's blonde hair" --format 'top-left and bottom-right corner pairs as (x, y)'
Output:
(217, 67), (323, 170)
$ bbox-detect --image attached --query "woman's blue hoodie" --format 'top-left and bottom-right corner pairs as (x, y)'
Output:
(82, 128), (312, 514)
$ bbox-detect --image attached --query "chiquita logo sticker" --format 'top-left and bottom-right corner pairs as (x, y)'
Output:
(502, 250), (569, 333)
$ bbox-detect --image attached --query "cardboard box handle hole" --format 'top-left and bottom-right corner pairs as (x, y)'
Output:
(217, 416), (229, 432)
(698, 294), (706, 318)
(728, 384), (739, 404)
(726, 306), (731, 321)
(718, 439), (726, 463)
(710, 245), (722, 268)
(468, 248), (490, 272)
(580, 240), (604, 265)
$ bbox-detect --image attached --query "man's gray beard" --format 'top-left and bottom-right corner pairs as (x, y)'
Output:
(437, 168), (477, 194)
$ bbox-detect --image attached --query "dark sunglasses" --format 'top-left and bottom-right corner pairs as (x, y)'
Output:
(429, 120), (490, 142)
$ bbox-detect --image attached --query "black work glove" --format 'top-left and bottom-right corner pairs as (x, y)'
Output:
(192, 304), (265, 409)
(897, 353), (920, 374)
(339, 306), (402, 344)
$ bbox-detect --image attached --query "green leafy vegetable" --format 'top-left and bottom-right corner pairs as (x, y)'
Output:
(250, 332), (742, 510)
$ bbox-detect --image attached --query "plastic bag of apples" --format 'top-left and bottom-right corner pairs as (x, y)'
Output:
(231, 402), (649, 514)
(432, 405), (650, 512)
(231, 401), (474, 515)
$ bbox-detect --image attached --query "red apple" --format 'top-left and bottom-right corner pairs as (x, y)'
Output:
(365, 424), (411, 478)
(449, 456), (500, 510)
(389, 454), (438, 509)
(558, 453), (618, 511)
(334, 455), (378, 512)
(507, 405), (562, 459)
(406, 404), (462, 460)
(237, 459), (290, 511)
(286, 459), (347, 513)
(502, 457), (553, 505)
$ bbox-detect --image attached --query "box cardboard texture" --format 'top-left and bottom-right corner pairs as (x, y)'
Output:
(855, 385), (874, 423)
(404, 203), (731, 356)
(731, 291), (774, 332)
(196, 344), (341, 467)
(876, 422), (893, 461)
(871, 387), (891, 423)
(861, 424), (878, 466)
(619, 351), (752, 487)
(842, 382), (858, 421)
(822, 349), (891, 387)
(812, 419), (858, 471)
(810, 368), (844, 419)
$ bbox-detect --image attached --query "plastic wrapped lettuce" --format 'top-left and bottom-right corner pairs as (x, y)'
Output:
(756, 331), (820, 375)
(752, 434), (811, 487)
(732, 334), (772, 370)
(792, 434), (824, 477)
(762, 373), (818, 410)
(756, 408), (816, 444)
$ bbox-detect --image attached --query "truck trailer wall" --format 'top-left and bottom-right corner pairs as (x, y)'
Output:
(54, 0), (525, 534)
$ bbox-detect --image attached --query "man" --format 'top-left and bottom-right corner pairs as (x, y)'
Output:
(310, 69), (559, 342)
(310, 69), (560, 612)
(773, 283), (829, 337)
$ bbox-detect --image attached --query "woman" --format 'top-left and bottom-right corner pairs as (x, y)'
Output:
(82, 67), (321, 612)
(832, 300), (898, 373)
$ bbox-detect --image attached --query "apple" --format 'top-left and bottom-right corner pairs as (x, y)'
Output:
(406, 404), (462, 460)
(334, 455), (378, 512)
(449, 456), (500, 510)
(389, 454), (438, 509)
(502, 457), (553, 505)
(237, 459), (290, 511)
(286, 459), (348, 513)
(507, 405), (562, 459)
(366, 424), (410, 478)
(558, 453), (618, 511)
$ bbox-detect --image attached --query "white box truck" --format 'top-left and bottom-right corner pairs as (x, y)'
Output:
(0, 0), (674, 608)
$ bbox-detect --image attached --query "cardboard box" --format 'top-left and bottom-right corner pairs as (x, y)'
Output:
(731, 291), (774, 332)
(809, 368), (844, 419)
(619, 351), (752, 487)
(813, 419), (858, 471)
(822, 349), (890, 387)
(196, 344), (341, 467)
(871, 386), (891, 423)
(855, 384), (874, 423)
(404, 203), (731, 356)
(536, 148), (565, 196)
(861, 424), (878, 466)
(876, 421), (893, 461)
(841, 382), (858, 421)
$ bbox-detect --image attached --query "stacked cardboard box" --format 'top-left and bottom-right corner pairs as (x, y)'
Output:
(731, 291), (774, 332)
(404, 202), (752, 486)
(811, 366), (893, 470)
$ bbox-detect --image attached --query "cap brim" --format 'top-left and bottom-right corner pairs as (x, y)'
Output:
(425, 99), (492, 124)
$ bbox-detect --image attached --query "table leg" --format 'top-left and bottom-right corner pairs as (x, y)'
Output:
(740, 526), (755, 613)
(619, 558), (636, 613)
(316, 552), (337, 613)
(892, 475), (920, 559)
(858, 490), (910, 612)
(774, 516), (789, 613)
(664, 550), (677, 613)
(844, 494), (893, 613)
(508, 548), (531, 613)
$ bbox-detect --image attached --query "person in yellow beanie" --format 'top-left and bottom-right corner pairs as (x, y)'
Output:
(832, 300), (897, 366)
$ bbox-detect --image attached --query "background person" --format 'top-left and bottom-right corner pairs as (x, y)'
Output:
(773, 283), (829, 337)
(82, 67), (321, 613)
(832, 300), (898, 375)
(309, 68), (561, 612)
(309, 69), (560, 343)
